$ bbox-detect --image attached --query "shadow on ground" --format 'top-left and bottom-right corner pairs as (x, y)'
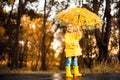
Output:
(0, 73), (120, 80)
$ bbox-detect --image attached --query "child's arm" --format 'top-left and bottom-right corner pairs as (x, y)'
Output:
(74, 30), (83, 40)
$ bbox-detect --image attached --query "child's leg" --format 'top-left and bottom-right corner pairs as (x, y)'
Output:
(72, 57), (78, 66)
(66, 57), (73, 77)
(66, 57), (72, 66)
(72, 56), (82, 77)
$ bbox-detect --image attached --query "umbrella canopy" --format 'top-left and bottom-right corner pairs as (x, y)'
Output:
(55, 7), (102, 29)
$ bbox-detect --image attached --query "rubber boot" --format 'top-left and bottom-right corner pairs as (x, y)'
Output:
(66, 66), (73, 77)
(73, 66), (82, 77)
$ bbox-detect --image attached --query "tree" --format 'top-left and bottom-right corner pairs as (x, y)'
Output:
(40, 0), (70, 70)
(116, 1), (120, 62)
(13, 0), (22, 68)
(6, 0), (22, 69)
(93, 0), (112, 62)
(0, 0), (42, 69)
(0, 0), (70, 70)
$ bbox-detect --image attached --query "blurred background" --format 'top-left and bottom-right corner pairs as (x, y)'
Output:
(0, 0), (119, 74)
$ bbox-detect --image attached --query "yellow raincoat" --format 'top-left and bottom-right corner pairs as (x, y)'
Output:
(64, 31), (82, 57)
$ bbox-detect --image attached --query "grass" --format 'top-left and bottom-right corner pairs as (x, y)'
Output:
(0, 60), (120, 74)
(80, 60), (120, 74)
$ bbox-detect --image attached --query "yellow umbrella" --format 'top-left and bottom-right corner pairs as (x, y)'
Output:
(55, 7), (102, 29)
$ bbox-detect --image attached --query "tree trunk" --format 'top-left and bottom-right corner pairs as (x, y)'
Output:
(101, 0), (111, 62)
(41, 35), (47, 70)
(118, 3), (120, 62)
(93, 0), (111, 62)
(33, 52), (40, 71)
(6, 0), (15, 69)
(19, 40), (28, 68)
(41, 0), (47, 71)
(59, 47), (65, 70)
(14, 0), (21, 69)
(6, 0), (21, 69)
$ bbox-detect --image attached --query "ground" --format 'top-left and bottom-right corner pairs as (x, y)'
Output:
(0, 73), (120, 80)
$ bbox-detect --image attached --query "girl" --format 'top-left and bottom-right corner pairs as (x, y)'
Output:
(64, 23), (82, 77)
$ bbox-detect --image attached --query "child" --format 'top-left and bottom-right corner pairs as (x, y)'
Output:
(64, 23), (82, 77)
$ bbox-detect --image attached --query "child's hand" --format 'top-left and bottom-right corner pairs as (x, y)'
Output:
(76, 30), (82, 36)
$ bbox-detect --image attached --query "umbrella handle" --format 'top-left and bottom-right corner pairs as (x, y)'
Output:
(78, 15), (80, 26)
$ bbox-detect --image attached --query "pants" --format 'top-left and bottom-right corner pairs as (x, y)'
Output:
(66, 56), (78, 66)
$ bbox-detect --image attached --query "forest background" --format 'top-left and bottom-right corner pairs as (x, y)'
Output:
(0, 0), (119, 73)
